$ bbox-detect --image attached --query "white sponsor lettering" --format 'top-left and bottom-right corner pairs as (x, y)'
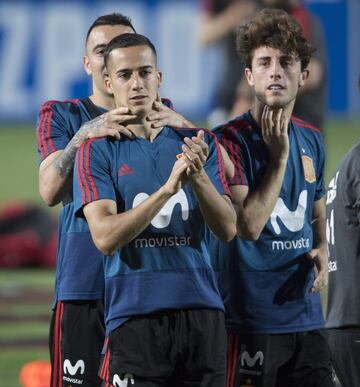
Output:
(270, 190), (307, 235)
(240, 351), (264, 367)
(326, 209), (335, 246)
(328, 260), (338, 272)
(133, 189), (189, 229)
(113, 373), (135, 387)
(135, 235), (191, 248)
(326, 172), (339, 205)
(63, 359), (85, 376)
(62, 376), (83, 384)
(272, 237), (310, 251)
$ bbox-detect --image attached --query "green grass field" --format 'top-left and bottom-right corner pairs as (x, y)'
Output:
(0, 119), (359, 386)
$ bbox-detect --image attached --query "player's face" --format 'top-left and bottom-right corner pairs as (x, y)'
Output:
(105, 45), (162, 117)
(84, 25), (134, 95)
(245, 46), (308, 109)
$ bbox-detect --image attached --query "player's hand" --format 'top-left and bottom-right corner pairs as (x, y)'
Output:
(182, 130), (209, 178)
(163, 157), (188, 195)
(79, 107), (136, 142)
(307, 247), (328, 293)
(146, 94), (195, 129)
(261, 106), (289, 163)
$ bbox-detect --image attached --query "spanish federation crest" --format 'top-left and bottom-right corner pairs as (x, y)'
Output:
(302, 155), (316, 183)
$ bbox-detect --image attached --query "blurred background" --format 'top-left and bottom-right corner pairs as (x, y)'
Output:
(0, 0), (359, 386)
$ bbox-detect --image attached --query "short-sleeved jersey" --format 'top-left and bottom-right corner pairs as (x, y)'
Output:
(325, 140), (360, 328)
(73, 127), (229, 335)
(36, 98), (106, 302)
(210, 111), (326, 334)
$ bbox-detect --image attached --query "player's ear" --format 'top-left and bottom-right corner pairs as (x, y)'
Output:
(83, 55), (92, 76)
(245, 67), (254, 87)
(104, 75), (113, 94)
(157, 71), (162, 88)
(299, 69), (309, 88)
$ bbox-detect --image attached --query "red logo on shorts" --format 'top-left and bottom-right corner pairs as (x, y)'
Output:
(118, 163), (134, 176)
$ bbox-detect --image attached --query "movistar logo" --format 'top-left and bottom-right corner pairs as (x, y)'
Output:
(241, 351), (264, 367)
(63, 359), (85, 376)
(270, 190), (307, 235)
(133, 189), (189, 229)
(113, 373), (135, 387)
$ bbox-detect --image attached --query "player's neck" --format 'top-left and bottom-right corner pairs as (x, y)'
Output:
(127, 116), (163, 142)
(89, 92), (116, 111)
(251, 99), (295, 128)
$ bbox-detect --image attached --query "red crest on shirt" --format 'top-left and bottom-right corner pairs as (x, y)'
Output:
(302, 156), (316, 183)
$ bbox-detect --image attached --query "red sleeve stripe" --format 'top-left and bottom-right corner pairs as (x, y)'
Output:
(78, 138), (99, 203)
(76, 144), (86, 204)
(38, 101), (57, 159)
(85, 139), (99, 201)
(208, 131), (231, 196)
(36, 106), (47, 160)
(38, 107), (51, 159)
(37, 99), (80, 159)
(46, 108), (56, 154)
(291, 116), (321, 133)
(222, 125), (245, 186)
(79, 142), (92, 203)
(221, 131), (238, 184)
(229, 125), (245, 185)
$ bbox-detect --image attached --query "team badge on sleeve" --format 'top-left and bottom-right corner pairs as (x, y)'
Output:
(302, 156), (316, 183)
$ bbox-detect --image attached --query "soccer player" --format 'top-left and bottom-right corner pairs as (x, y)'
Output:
(210, 9), (334, 387)
(37, 13), (194, 387)
(324, 77), (360, 387)
(73, 33), (236, 387)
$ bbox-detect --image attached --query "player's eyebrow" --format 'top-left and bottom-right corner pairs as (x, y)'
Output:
(92, 44), (106, 53)
(115, 65), (153, 75)
(256, 56), (271, 61)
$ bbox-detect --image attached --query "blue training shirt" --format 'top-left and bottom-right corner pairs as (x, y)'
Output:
(210, 111), (326, 334)
(73, 127), (229, 335)
(36, 99), (106, 302)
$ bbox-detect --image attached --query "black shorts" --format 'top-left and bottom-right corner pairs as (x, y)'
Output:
(325, 328), (360, 387)
(99, 309), (227, 387)
(226, 330), (335, 387)
(49, 300), (105, 387)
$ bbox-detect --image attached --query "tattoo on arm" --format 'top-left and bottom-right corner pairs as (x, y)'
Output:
(53, 115), (106, 178)
(54, 140), (78, 178)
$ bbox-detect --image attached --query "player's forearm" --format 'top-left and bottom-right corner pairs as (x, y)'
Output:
(39, 118), (106, 206)
(312, 198), (327, 250)
(39, 166), (72, 206)
(87, 188), (174, 255)
(189, 171), (236, 241)
(39, 131), (86, 206)
(182, 118), (196, 128)
(236, 159), (287, 240)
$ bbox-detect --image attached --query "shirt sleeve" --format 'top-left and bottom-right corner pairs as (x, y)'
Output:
(203, 130), (231, 197)
(214, 125), (249, 187)
(73, 138), (116, 217)
(36, 100), (73, 161)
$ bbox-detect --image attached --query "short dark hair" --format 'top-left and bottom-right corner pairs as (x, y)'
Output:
(104, 33), (157, 69)
(236, 8), (314, 70)
(86, 13), (136, 45)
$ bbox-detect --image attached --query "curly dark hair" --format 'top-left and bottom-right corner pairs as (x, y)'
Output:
(236, 8), (315, 70)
